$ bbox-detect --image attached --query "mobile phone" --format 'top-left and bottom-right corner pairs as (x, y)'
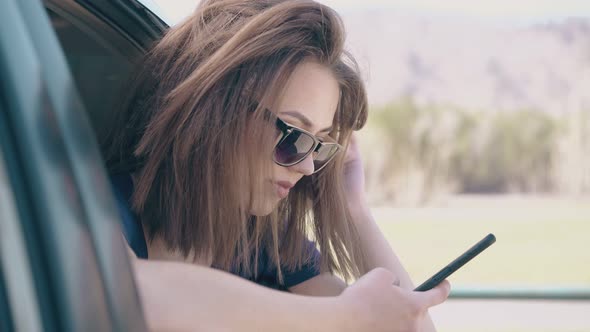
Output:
(414, 233), (496, 291)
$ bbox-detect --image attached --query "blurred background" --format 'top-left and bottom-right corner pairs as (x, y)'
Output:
(151, 1), (590, 331)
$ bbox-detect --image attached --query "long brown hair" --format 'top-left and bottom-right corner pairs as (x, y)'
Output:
(102, 0), (369, 283)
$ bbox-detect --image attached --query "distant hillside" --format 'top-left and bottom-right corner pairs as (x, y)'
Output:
(341, 10), (590, 114)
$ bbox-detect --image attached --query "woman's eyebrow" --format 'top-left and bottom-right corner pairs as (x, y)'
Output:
(281, 111), (333, 133)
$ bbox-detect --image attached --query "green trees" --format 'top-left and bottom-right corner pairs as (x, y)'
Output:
(360, 99), (576, 204)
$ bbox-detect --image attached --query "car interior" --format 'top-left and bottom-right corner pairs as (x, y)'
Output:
(46, 0), (161, 141)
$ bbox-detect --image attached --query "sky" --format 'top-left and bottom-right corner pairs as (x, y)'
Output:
(145, 0), (590, 26)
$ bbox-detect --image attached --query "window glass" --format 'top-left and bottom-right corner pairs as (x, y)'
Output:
(0, 254), (14, 332)
(48, 9), (133, 142)
(0, 115), (42, 332)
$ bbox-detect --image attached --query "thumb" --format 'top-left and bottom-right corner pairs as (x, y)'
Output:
(413, 280), (451, 308)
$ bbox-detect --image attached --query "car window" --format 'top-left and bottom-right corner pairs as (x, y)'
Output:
(44, 2), (148, 328)
(1, 0), (115, 330)
(46, 0), (165, 144)
(0, 264), (14, 332)
(46, 6), (135, 142)
(0, 101), (43, 332)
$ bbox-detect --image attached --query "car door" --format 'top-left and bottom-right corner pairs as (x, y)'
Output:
(0, 0), (147, 330)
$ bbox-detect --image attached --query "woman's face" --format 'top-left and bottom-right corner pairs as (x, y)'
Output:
(249, 61), (340, 216)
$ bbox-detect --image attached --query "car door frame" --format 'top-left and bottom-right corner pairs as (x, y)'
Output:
(0, 0), (147, 330)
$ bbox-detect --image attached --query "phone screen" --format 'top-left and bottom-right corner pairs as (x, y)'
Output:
(414, 233), (496, 292)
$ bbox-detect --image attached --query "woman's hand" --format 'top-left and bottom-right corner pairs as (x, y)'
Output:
(342, 133), (369, 212)
(338, 268), (451, 332)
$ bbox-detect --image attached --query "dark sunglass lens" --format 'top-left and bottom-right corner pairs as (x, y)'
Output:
(274, 131), (315, 164)
(313, 144), (339, 170)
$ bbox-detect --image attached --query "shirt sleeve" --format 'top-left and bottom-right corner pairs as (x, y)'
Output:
(110, 173), (148, 259)
(280, 239), (321, 288)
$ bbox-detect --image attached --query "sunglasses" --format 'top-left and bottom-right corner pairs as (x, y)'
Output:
(273, 116), (342, 173)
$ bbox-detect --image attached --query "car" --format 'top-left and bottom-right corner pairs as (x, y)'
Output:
(0, 0), (167, 330)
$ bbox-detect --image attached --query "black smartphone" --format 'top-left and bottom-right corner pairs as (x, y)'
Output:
(414, 233), (496, 291)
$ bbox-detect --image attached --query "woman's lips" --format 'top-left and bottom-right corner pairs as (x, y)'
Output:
(274, 181), (294, 198)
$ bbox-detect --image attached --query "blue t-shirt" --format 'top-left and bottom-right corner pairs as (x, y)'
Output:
(110, 173), (320, 290)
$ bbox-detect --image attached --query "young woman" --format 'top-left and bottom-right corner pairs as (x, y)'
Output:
(102, 0), (450, 331)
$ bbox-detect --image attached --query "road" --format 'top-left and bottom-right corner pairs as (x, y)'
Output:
(430, 299), (590, 332)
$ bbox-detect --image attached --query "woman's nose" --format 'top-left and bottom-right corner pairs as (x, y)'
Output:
(290, 153), (315, 176)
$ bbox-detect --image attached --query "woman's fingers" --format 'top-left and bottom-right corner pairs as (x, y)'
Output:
(413, 280), (451, 308)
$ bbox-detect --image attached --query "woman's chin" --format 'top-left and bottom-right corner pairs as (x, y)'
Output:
(249, 198), (281, 217)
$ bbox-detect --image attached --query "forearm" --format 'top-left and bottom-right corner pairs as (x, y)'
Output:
(350, 206), (438, 332)
(350, 206), (414, 287)
(133, 259), (351, 332)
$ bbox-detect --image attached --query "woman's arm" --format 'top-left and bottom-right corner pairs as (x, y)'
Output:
(131, 256), (449, 332)
(341, 133), (440, 331)
(289, 272), (347, 296)
(349, 206), (416, 288)
(133, 258), (341, 331)
(350, 211), (440, 332)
